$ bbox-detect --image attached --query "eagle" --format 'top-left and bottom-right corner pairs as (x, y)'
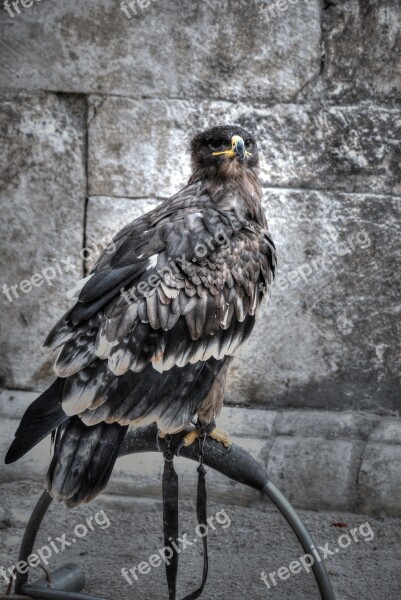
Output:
(6, 125), (276, 507)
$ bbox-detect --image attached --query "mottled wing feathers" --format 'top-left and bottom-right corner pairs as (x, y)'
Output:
(42, 185), (275, 432)
(5, 378), (68, 464)
(77, 357), (228, 434)
(46, 418), (128, 507)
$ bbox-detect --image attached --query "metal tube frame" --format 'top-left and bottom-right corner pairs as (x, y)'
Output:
(10, 424), (335, 600)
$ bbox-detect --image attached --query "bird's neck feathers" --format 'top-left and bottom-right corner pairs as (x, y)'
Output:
(188, 165), (265, 227)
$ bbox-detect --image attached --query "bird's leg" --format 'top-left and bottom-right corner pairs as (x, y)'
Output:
(156, 429), (168, 452)
(180, 428), (199, 448)
(180, 418), (232, 449)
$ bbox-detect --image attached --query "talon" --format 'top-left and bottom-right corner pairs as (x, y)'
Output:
(159, 431), (167, 439)
(178, 426), (232, 453)
(209, 427), (232, 448)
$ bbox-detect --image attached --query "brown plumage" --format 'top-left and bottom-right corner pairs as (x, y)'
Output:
(6, 125), (276, 506)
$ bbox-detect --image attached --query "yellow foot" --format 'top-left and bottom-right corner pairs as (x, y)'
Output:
(181, 428), (200, 447)
(158, 431), (167, 439)
(181, 427), (232, 449)
(209, 427), (232, 448)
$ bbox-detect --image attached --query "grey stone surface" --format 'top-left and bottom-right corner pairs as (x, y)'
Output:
(89, 97), (401, 197)
(0, 90), (86, 390)
(369, 418), (401, 443)
(217, 406), (277, 438)
(358, 441), (401, 517)
(0, 480), (400, 600)
(0, 389), (36, 419)
(320, 0), (401, 105)
(0, 0), (321, 103)
(267, 437), (361, 511)
(226, 188), (401, 412)
(258, 105), (401, 196)
(88, 97), (192, 198)
(274, 410), (380, 441)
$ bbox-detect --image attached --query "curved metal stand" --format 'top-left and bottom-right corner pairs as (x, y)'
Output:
(10, 424), (335, 600)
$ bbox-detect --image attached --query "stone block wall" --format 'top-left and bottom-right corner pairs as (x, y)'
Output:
(0, 0), (400, 513)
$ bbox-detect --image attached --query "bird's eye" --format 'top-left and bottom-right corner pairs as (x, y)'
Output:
(245, 139), (252, 148)
(209, 139), (222, 151)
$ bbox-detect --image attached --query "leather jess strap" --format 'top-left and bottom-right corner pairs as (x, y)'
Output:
(162, 438), (209, 600)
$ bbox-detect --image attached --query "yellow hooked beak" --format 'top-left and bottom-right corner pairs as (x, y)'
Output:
(212, 135), (252, 160)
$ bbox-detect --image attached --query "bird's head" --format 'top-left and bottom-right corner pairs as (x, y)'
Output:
(190, 125), (259, 179)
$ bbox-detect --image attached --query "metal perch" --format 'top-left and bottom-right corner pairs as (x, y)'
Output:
(8, 424), (335, 600)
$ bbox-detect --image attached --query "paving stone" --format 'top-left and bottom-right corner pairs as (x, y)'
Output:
(266, 437), (362, 511)
(1, 481), (400, 600)
(358, 442), (401, 516)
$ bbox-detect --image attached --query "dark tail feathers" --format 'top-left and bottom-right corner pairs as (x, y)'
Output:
(46, 418), (128, 507)
(5, 378), (68, 464)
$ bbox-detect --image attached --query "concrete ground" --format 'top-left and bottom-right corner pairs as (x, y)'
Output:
(0, 481), (400, 600)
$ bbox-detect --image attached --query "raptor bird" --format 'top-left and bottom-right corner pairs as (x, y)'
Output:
(6, 125), (276, 507)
